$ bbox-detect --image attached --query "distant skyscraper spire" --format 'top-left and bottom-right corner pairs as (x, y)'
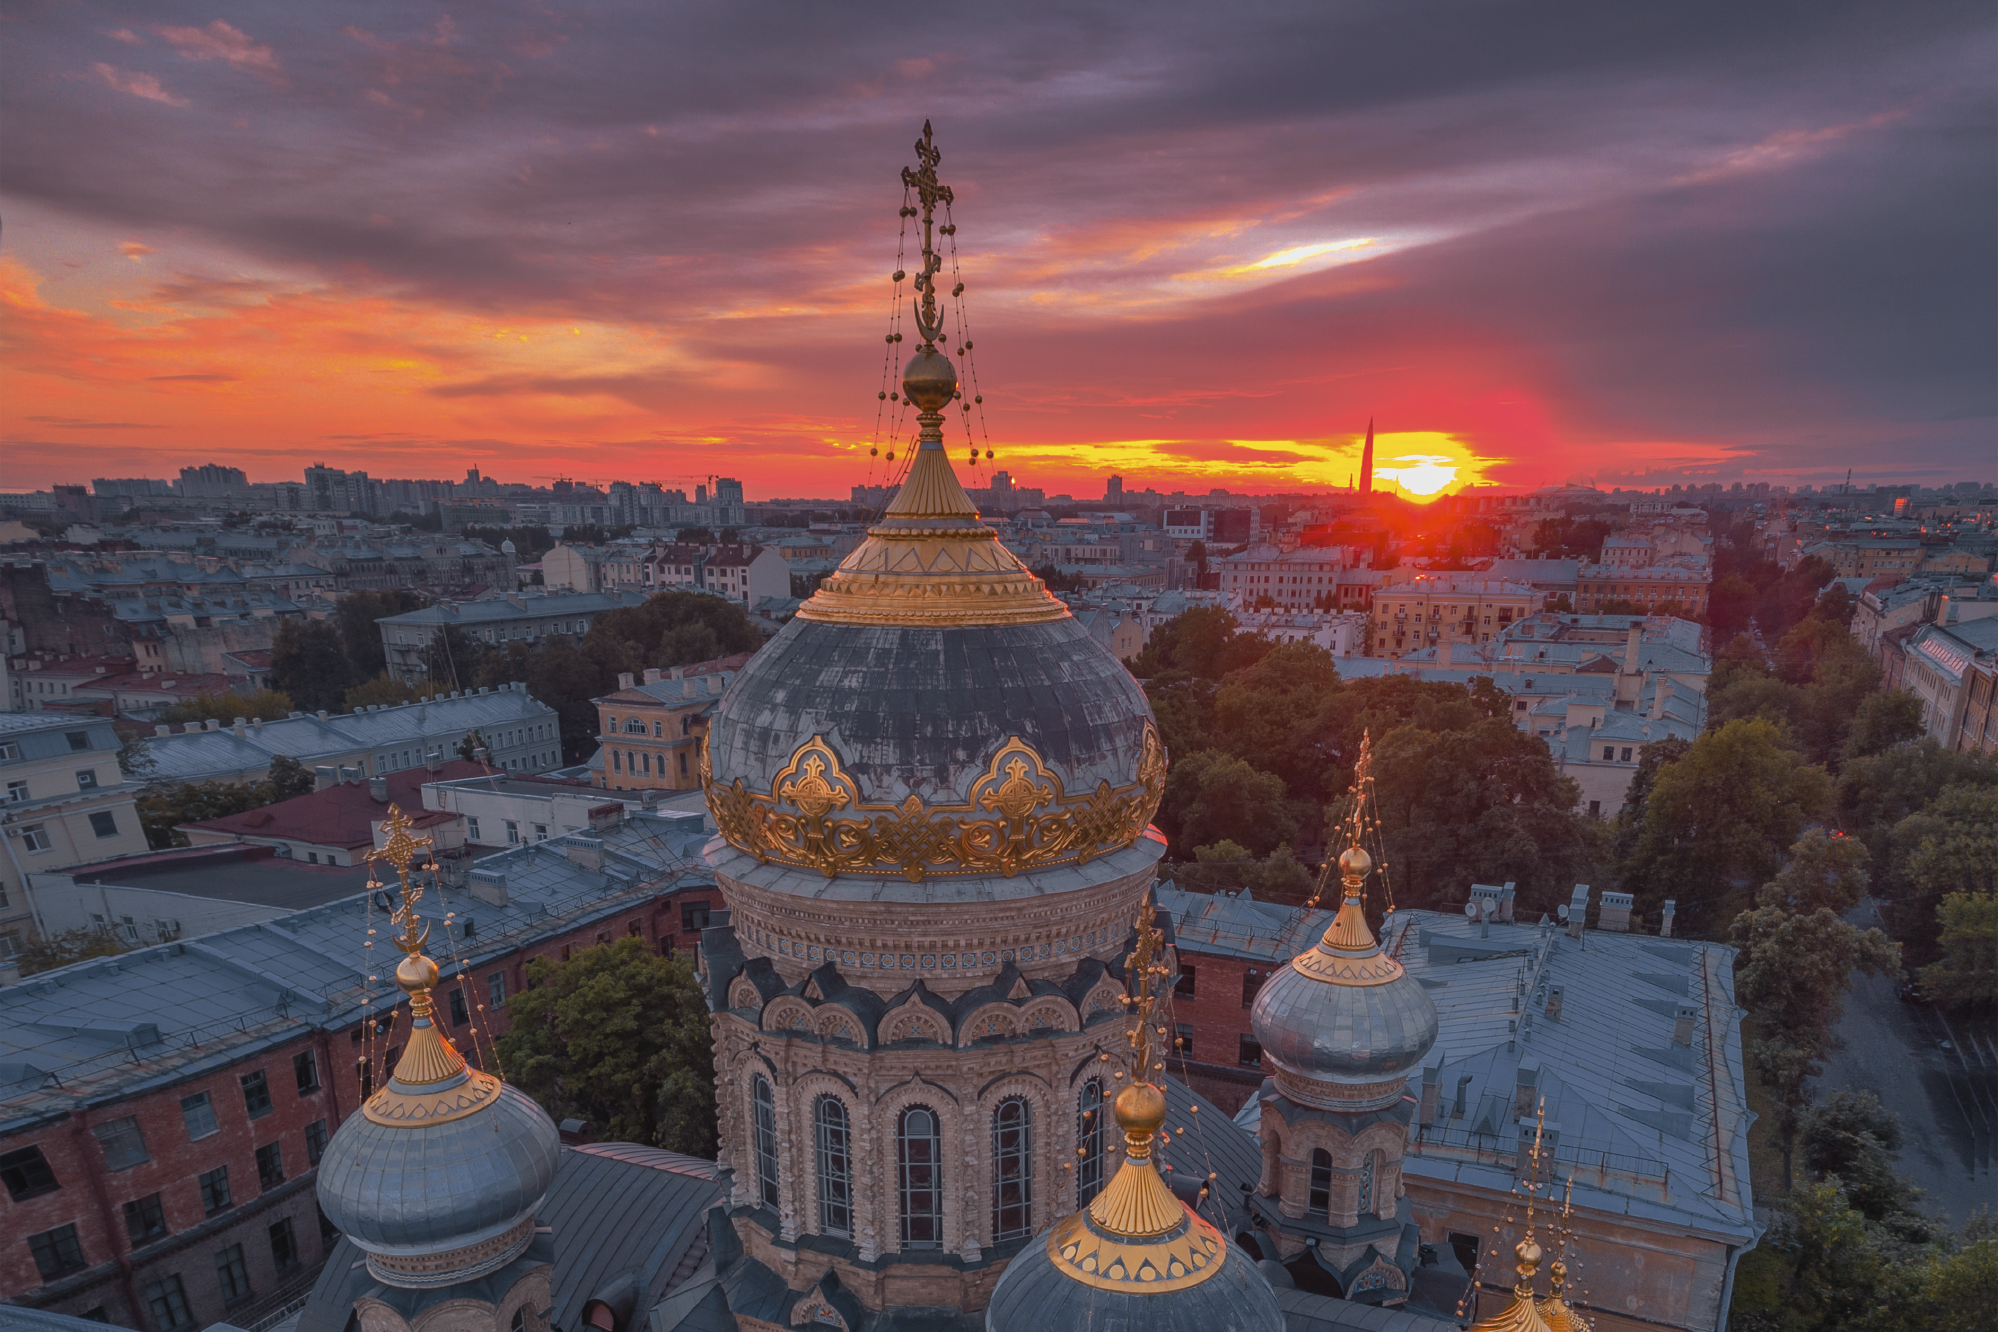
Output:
(1360, 417), (1375, 495)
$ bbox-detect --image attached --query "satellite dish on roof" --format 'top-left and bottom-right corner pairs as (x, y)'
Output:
(1464, 901), (1480, 919)
(1557, 903), (1570, 921)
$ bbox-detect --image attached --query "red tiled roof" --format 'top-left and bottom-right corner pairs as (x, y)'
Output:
(180, 760), (497, 851)
(79, 671), (238, 695)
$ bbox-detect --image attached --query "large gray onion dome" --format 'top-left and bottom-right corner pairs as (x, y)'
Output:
(1249, 847), (1438, 1109)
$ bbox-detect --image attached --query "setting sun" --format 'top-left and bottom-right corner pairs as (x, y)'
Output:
(1374, 454), (1460, 498)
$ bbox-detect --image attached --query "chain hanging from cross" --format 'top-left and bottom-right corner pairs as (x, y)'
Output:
(365, 804), (435, 959)
(901, 119), (954, 348)
(1124, 899), (1170, 1084)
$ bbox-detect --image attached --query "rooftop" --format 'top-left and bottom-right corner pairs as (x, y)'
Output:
(0, 811), (714, 1134)
(41, 842), (378, 912)
(181, 760), (497, 849)
(375, 590), (653, 627)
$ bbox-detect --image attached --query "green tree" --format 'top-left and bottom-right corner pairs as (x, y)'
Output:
(1207, 642), (1345, 800)
(16, 927), (135, 976)
(1622, 718), (1832, 932)
(675, 526), (716, 544)
(1031, 564), (1083, 593)
(155, 689), (295, 725)
(1142, 672), (1215, 760)
(335, 590), (430, 680)
(1186, 540), (1209, 578)
(343, 672), (435, 711)
(422, 623), (491, 692)
(1835, 741), (1998, 876)
(1844, 691), (1925, 762)
(582, 590), (760, 677)
(266, 754), (314, 800)
(117, 727), (160, 782)
(1730, 904), (1899, 1179)
(1883, 783), (1998, 963)
(1756, 829), (1870, 915)
(1157, 750), (1296, 856)
(456, 729), (491, 763)
(270, 619), (355, 712)
(1919, 892), (1998, 1008)
(494, 936), (716, 1153)
(1358, 717), (1597, 916)
(1796, 1091), (1927, 1229)
(1130, 607), (1270, 681)
(1178, 841), (1316, 902)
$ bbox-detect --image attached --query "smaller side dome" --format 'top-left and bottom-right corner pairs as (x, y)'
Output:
(1248, 841), (1437, 1109)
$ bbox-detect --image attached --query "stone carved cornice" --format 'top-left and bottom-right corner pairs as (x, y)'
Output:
(705, 726), (1165, 882)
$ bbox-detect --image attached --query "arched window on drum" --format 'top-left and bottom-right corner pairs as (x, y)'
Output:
(991, 1097), (1033, 1243)
(898, 1105), (942, 1249)
(814, 1094), (852, 1237)
(1308, 1148), (1332, 1218)
(751, 1075), (779, 1210)
(1076, 1080), (1105, 1207)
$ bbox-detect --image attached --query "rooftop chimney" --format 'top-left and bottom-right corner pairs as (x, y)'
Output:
(1418, 1063), (1441, 1127)
(617, 672), (635, 690)
(368, 775), (388, 802)
(314, 765), (338, 792)
(566, 835), (606, 873)
(587, 801), (625, 833)
(1660, 900), (1676, 938)
(232, 717), (247, 737)
(1622, 622), (1643, 675)
(426, 748), (443, 774)
(155, 725), (170, 737)
(1545, 985), (1564, 1021)
(1672, 1002), (1698, 1047)
(1567, 884), (1590, 938)
(1598, 890), (1634, 933)
(643, 668), (662, 685)
(1513, 1062), (1540, 1119)
(203, 718), (221, 731)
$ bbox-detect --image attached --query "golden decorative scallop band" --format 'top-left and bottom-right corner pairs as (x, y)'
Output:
(704, 725), (1166, 881)
(1045, 1208), (1227, 1293)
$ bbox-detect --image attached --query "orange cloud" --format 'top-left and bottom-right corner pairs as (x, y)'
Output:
(88, 63), (188, 106)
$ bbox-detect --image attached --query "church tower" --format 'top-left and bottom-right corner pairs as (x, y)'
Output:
(1241, 738), (1441, 1302)
(1360, 417), (1375, 495)
(696, 123), (1168, 1319)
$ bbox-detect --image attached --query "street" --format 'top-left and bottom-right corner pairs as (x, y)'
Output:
(1811, 898), (1997, 1225)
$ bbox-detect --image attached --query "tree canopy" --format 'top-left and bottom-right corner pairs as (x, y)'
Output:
(495, 936), (716, 1154)
(269, 619), (354, 713)
(155, 689), (296, 725)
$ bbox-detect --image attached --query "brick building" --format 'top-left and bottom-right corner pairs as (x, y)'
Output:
(1154, 886), (1335, 1113)
(0, 810), (717, 1328)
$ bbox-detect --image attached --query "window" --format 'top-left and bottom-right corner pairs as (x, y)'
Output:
(241, 1070), (272, 1117)
(1242, 968), (1265, 1009)
(294, 1050), (320, 1094)
(199, 1165), (232, 1215)
(21, 824), (52, 853)
(256, 1142), (285, 1189)
(533, 823), (548, 841)
(215, 1243), (251, 1303)
(467, 817), (482, 841)
(76, 769), (99, 790)
(449, 988), (469, 1026)
(125, 1192), (169, 1246)
(1602, 745), (1615, 761)
(679, 752), (689, 775)
(87, 810), (119, 839)
(1620, 747), (1633, 762)
(305, 1119), (328, 1166)
(2, 1144), (60, 1201)
(6, 779), (26, 802)
(356, 1058), (373, 1100)
(991, 1097), (1033, 1243)
(897, 1105), (943, 1249)
(30, 1223), (86, 1279)
(1077, 1080), (1105, 1207)
(1174, 1023), (1194, 1057)
(0, 742), (18, 761)
(67, 731), (91, 752)
(93, 1116), (150, 1171)
(1308, 1149), (1332, 1216)
(489, 973), (507, 1009)
(180, 1093), (218, 1141)
(269, 1217), (299, 1273)
(751, 1076), (780, 1210)
(1238, 1034), (1263, 1069)
(813, 1095), (852, 1238)
(144, 1276), (193, 1332)
(505, 820), (520, 845)
(681, 900), (711, 931)
(1174, 964), (1196, 998)
(1588, 800), (1601, 816)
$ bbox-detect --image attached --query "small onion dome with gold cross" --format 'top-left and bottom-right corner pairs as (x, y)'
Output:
(316, 809), (561, 1289)
(1247, 842), (1440, 1110)
(1536, 1259), (1591, 1332)
(983, 1080), (1283, 1331)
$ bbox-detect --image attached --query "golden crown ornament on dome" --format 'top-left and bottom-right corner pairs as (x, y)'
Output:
(357, 805), (501, 1127)
(796, 122), (1066, 630)
(1042, 898), (1232, 1292)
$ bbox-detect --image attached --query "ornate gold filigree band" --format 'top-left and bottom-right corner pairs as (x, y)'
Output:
(704, 726), (1166, 881)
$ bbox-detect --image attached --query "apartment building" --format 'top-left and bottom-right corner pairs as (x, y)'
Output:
(1214, 546), (1352, 610)
(0, 715), (152, 978)
(595, 664), (744, 792)
(376, 591), (651, 684)
(1575, 560), (1711, 617)
(1368, 575), (1537, 658)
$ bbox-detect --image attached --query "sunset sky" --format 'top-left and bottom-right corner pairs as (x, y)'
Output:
(2, 2), (1992, 501)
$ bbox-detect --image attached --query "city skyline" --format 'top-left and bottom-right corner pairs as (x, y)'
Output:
(3, 2), (1992, 500)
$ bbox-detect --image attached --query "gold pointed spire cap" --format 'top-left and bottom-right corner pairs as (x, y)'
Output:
(1289, 840), (1405, 987)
